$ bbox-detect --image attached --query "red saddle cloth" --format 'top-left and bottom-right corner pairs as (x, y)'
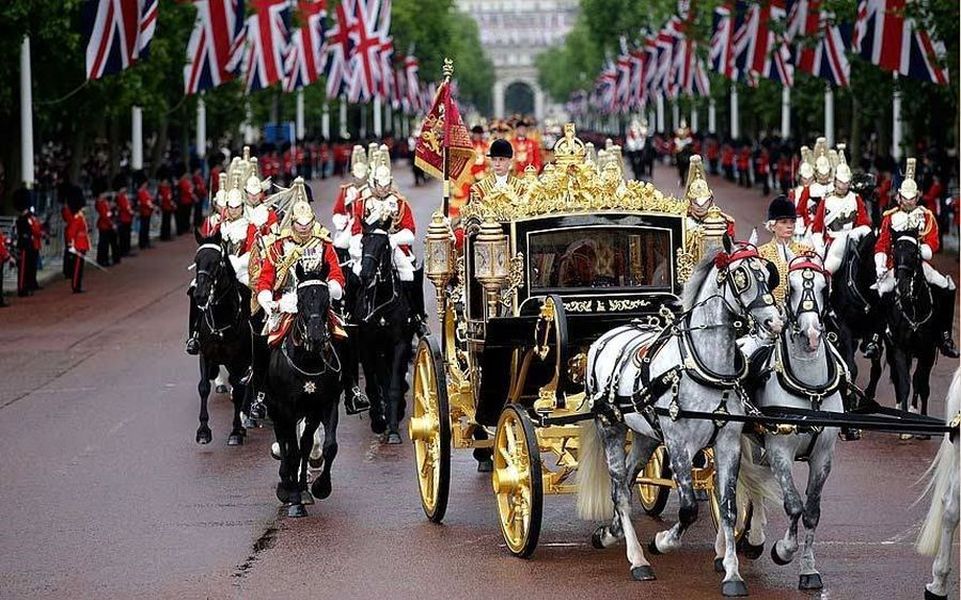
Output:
(267, 312), (348, 348)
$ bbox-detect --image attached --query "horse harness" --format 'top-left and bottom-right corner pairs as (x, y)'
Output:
(281, 279), (341, 379)
(195, 243), (243, 338)
(359, 228), (400, 323)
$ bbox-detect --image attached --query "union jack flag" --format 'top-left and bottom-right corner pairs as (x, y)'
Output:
(402, 55), (421, 113)
(853, 0), (948, 85)
(735, 0), (793, 87)
(628, 41), (649, 110)
(673, 38), (711, 97)
(652, 18), (683, 98)
(242, 0), (291, 93)
(283, 0), (328, 92)
(710, 1), (744, 80)
(183, 0), (246, 95)
(345, 0), (390, 102)
(82, 0), (158, 80)
(614, 37), (633, 112)
(787, 0), (851, 87)
(323, 0), (355, 98)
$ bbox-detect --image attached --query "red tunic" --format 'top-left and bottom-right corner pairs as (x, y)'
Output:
(158, 182), (175, 212)
(0, 227), (10, 263)
(795, 186), (816, 227)
(95, 197), (113, 231)
(511, 136), (542, 176)
(178, 176), (194, 206)
(66, 211), (91, 253)
(256, 236), (345, 296)
(192, 173), (208, 201)
(137, 188), (154, 218)
(875, 207), (939, 268)
(29, 214), (43, 251)
(116, 192), (134, 224)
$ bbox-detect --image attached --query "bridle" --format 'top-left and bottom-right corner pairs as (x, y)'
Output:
(784, 256), (830, 335)
(283, 277), (341, 377)
(359, 228), (399, 322)
(711, 246), (779, 337)
(194, 243), (242, 337)
(893, 235), (932, 330)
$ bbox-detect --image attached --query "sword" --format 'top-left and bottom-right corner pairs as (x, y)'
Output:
(69, 247), (108, 272)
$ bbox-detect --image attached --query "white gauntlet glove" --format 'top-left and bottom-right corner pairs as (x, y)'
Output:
(257, 290), (277, 313)
(920, 244), (933, 261)
(278, 291), (298, 314)
(873, 253), (888, 280)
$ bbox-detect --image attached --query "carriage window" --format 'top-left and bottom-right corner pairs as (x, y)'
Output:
(528, 228), (672, 290)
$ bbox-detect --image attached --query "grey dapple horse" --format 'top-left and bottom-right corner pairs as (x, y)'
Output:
(578, 241), (783, 597)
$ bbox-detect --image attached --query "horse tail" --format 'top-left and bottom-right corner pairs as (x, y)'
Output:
(915, 367), (961, 556)
(576, 420), (612, 521)
(736, 437), (781, 510)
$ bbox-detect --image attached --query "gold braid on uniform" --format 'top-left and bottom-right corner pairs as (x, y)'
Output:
(758, 240), (811, 306)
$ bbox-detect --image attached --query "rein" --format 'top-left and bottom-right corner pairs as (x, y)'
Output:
(893, 241), (933, 331)
(194, 244), (243, 337)
(282, 278), (340, 378)
(359, 233), (400, 323)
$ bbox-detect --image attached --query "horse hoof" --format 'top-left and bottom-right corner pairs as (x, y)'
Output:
(311, 475), (332, 500)
(215, 384), (229, 394)
(287, 504), (308, 518)
(737, 538), (764, 560)
(308, 456), (324, 470)
(242, 416), (257, 429)
(714, 558), (724, 574)
(301, 489), (315, 505)
(899, 433), (914, 441)
(227, 431), (244, 446)
(591, 527), (606, 550)
(647, 539), (663, 556)
(798, 573), (823, 590)
(196, 426), (212, 445)
(270, 442), (281, 460)
(721, 580), (748, 597)
(370, 417), (387, 435)
(924, 588), (948, 600)
(386, 432), (402, 445)
(476, 458), (493, 473)
(770, 544), (792, 566)
(276, 483), (289, 503)
(631, 565), (656, 581)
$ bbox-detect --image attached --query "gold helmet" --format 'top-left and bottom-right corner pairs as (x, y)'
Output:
(290, 178), (315, 227)
(899, 157), (919, 200)
(225, 187), (244, 209)
(685, 155), (713, 205)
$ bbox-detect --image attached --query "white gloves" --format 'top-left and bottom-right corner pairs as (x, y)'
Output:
(874, 253), (887, 279)
(332, 213), (349, 232)
(228, 253), (249, 275)
(345, 186), (359, 205)
(257, 290), (277, 313)
(849, 225), (871, 241)
(329, 279), (343, 301)
(278, 291), (298, 314)
(249, 205), (268, 228)
(921, 244), (933, 261)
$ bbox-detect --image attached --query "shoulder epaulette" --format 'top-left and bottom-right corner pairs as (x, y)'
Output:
(882, 207), (899, 217)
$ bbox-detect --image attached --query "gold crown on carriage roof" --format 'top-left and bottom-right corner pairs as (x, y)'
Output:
(553, 123), (586, 167)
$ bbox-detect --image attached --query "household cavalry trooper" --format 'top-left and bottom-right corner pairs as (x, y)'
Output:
(873, 158), (959, 358)
(797, 137), (833, 236)
(349, 155), (428, 336)
(683, 154), (735, 262)
(811, 148), (872, 273)
(790, 146), (816, 244)
(255, 182), (345, 347)
(331, 144), (368, 263)
(757, 195), (812, 307)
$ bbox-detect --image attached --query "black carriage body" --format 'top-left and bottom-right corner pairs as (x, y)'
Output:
(460, 212), (686, 426)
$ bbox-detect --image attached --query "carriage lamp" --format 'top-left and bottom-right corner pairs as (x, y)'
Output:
(425, 211), (454, 290)
(473, 220), (510, 319)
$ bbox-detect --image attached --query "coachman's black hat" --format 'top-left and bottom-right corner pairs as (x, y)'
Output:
(488, 139), (513, 159)
(767, 195), (797, 221)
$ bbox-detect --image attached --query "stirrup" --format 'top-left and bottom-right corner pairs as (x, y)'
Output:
(185, 336), (200, 356)
(239, 366), (253, 385)
(345, 387), (371, 415)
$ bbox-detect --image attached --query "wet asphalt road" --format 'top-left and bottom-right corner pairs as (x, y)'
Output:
(0, 160), (957, 600)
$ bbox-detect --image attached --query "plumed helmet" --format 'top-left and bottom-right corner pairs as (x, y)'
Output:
(226, 188), (244, 209)
(488, 138), (513, 159)
(291, 198), (315, 228)
(350, 145), (368, 179)
(899, 157), (919, 200)
(245, 175), (263, 195)
(371, 164), (392, 188)
(799, 162), (815, 180)
(684, 155), (712, 204)
(834, 147), (851, 183)
(767, 195), (797, 221)
(814, 155), (832, 177)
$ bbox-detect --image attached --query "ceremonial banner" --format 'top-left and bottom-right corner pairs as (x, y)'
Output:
(414, 81), (474, 191)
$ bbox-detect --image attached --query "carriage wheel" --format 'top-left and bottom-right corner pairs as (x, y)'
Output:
(708, 475), (752, 544)
(637, 445), (672, 517)
(409, 336), (451, 523)
(492, 404), (543, 558)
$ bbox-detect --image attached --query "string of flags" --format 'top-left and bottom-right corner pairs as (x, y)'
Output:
(79, 0), (431, 113)
(574, 0), (949, 116)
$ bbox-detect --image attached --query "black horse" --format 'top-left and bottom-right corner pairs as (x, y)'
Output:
(355, 227), (414, 443)
(882, 234), (939, 424)
(828, 232), (884, 403)
(265, 262), (343, 517)
(333, 247), (370, 415)
(191, 229), (252, 446)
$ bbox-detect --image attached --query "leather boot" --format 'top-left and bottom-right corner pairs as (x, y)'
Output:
(185, 295), (200, 355)
(936, 287), (959, 358)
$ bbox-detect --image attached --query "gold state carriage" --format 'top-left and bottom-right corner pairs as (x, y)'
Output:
(409, 125), (737, 557)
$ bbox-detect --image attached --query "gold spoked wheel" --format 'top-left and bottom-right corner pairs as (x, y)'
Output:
(492, 404), (543, 558)
(637, 445), (672, 516)
(409, 336), (451, 523)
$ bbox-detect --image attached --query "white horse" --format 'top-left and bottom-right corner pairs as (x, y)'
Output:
(715, 254), (844, 591)
(916, 366), (960, 600)
(577, 241), (783, 597)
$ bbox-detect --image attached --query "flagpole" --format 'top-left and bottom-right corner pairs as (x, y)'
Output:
(20, 35), (34, 188)
(891, 72), (902, 161)
(824, 84), (835, 147)
(132, 106), (144, 171)
(441, 58), (453, 218)
(780, 87), (790, 139)
(196, 94), (207, 162)
(322, 102), (330, 140)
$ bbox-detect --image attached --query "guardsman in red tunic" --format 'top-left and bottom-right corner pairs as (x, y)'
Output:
(331, 145), (368, 262)
(137, 177), (154, 250)
(60, 202), (73, 278)
(874, 158), (958, 357)
(95, 193), (119, 266)
(116, 181), (134, 256)
(511, 119), (542, 176)
(812, 153), (872, 273)
(0, 224), (12, 306)
(65, 196), (91, 294)
(158, 177), (175, 241)
(28, 208), (43, 291)
(177, 171), (194, 235)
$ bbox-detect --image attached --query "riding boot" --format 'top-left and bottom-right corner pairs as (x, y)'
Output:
(185, 293), (200, 355)
(860, 333), (882, 360)
(935, 287), (960, 358)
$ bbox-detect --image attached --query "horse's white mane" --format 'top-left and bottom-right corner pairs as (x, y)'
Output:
(682, 248), (722, 312)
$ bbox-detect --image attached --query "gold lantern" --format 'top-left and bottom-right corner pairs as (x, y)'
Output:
(424, 211), (455, 312)
(473, 220), (510, 318)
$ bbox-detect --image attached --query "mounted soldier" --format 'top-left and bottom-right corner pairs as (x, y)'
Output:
(331, 145), (368, 261)
(789, 146), (815, 244)
(812, 148), (872, 273)
(797, 137), (832, 238)
(874, 158), (958, 358)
